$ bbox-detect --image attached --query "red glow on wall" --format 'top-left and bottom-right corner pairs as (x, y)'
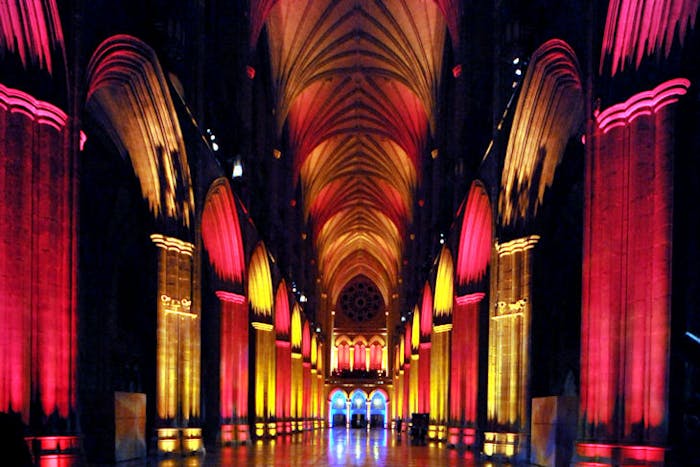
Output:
(420, 282), (433, 337)
(456, 182), (492, 285)
(580, 78), (688, 448)
(0, 83), (75, 426)
(202, 180), (246, 283)
(246, 65), (256, 80)
(249, 0), (279, 47)
(601, 0), (698, 75)
(338, 341), (350, 371)
(275, 338), (292, 429)
(216, 291), (248, 423)
(354, 342), (367, 370)
(431, 0), (461, 51)
(404, 325), (412, 361)
(449, 293), (484, 430)
(370, 342), (383, 371)
(275, 281), (291, 336)
(302, 321), (311, 360)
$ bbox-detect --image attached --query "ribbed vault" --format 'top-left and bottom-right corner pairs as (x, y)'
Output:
(255, 0), (452, 310)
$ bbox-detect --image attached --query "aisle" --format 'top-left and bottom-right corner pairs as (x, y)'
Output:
(114, 428), (482, 466)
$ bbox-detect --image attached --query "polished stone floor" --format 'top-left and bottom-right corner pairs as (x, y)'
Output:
(109, 428), (488, 466)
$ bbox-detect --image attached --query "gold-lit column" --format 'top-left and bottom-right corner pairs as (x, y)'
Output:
(252, 321), (276, 438)
(430, 324), (451, 441)
(485, 236), (538, 460)
(316, 342), (325, 428)
(291, 304), (303, 432)
(151, 234), (202, 455)
(311, 334), (319, 429)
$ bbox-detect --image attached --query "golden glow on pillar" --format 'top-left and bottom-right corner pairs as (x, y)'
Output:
(248, 243), (274, 317)
(291, 303), (302, 350)
(151, 234), (199, 425)
(411, 307), (420, 351)
(157, 428), (179, 453)
(311, 334), (318, 367)
(430, 324), (451, 439)
(252, 321), (276, 431)
(486, 236), (538, 457)
(433, 246), (454, 317)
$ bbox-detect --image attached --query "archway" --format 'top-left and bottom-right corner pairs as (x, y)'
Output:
(368, 390), (388, 428)
(328, 389), (349, 428)
(348, 389), (368, 429)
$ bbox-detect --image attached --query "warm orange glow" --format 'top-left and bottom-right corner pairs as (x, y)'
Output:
(499, 40), (583, 226)
(86, 36), (195, 227)
(430, 322), (451, 440)
(486, 236), (538, 458)
(433, 246), (454, 317)
(151, 234), (199, 431)
(252, 321), (276, 436)
(411, 307), (421, 351)
(248, 242), (274, 317)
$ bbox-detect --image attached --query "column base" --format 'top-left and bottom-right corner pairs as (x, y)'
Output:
(157, 428), (204, 455)
(447, 426), (477, 447)
(483, 431), (527, 460)
(25, 435), (81, 465)
(575, 442), (666, 466)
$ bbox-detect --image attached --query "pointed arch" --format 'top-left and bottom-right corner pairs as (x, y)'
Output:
(275, 280), (291, 336)
(456, 181), (492, 285)
(499, 39), (584, 227)
(420, 282), (433, 337)
(248, 242), (274, 317)
(434, 246), (454, 317)
(202, 178), (246, 284)
(85, 35), (194, 227)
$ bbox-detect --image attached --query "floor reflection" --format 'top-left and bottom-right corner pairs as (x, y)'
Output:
(63, 428), (482, 466)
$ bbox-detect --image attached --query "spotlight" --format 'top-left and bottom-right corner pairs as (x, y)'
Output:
(232, 159), (242, 178)
(512, 57), (520, 65)
(515, 68), (522, 76)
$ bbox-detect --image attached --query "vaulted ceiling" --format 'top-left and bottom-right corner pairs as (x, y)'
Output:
(250, 0), (458, 310)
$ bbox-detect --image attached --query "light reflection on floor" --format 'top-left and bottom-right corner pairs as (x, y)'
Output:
(54, 428), (486, 466)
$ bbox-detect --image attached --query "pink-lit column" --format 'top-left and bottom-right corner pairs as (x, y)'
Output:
(0, 84), (79, 459)
(216, 291), (248, 444)
(578, 78), (689, 466)
(448, 293), (484, 447)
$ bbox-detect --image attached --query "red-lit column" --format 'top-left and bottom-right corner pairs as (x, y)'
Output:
(275, 338), (292, 435)
(0, 84), (79, 459)
(216, 291), (248, 444)
(448, 293), (484, 447)
(578, 79), (689, 466)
